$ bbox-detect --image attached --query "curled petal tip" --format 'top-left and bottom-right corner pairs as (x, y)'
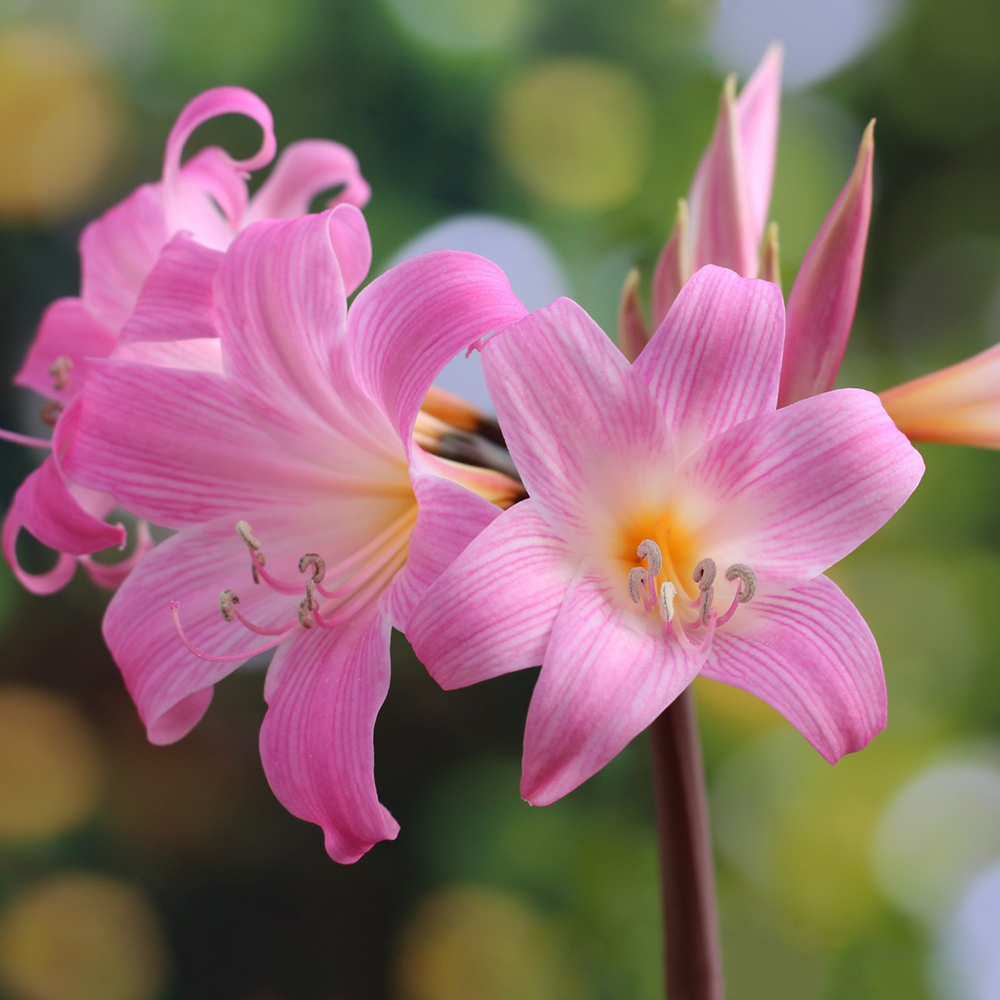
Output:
(617, 267), (649, 363)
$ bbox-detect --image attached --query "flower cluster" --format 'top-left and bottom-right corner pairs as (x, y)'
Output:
(4, 58), (985, 861)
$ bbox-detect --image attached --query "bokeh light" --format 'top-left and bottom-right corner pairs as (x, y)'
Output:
(385, 0), (530, 53)
(0, 685), (103, 840)
(0, 873), (169, 1000)
(0, 26), (123, 221)
(934, 862), (1000, 1000)
(493, 58), (653, 211)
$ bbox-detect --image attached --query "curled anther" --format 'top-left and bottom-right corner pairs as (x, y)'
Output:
(40, 401), (63, 426)
(219, 588), (241, 622)
(236, 520), (261, 551)
(303, 577), (320, 611)
(693, 558), (716, 590)
(637, 539), (663, 577)
(659, 581), (677, 622)
(298, 553), (326, 582)
(725, 563), (757, 603)
(628, 567), (649, 604)
(297, 600), (316, 629)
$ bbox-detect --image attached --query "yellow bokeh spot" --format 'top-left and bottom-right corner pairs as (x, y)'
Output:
(0, 874), (169, 1000)
(494, 59), (653, 211)
(392, 884), (579, 1000)
(0, 686), (103, 840)
(0, 27), (123, 221)
(694, 675), (785, 733)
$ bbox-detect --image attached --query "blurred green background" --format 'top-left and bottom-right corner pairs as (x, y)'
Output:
(2, 0), (1000, 997)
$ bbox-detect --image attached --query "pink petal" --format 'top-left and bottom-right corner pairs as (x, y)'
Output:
(677, 388), (924, 587)
(779, 122), (875, 406)
(326, 204), (372, 297)
(13, 456), (124, 556)
(118, 233), (223, 344)
(245, 139), (371, 222)
(2, 505), (77, 595)
(386, 466), (503, 630)
(102, 508), (323, 745)
(703, 575), (885, 762)
(79, 183), (168, 333)
(260, 612), (399, 863)
(651, 200), (688, 328)
(407, 499), (577, 691)
(735, 44), (783, 247)
(161, 87), (276, 233)
(521, 561), (704, 805)
(63, 359), (332, 528)
(14, 298), (116, 400)
(688, 78), (757, 279)
(879, 343), (1000, 449)
(216, 212), (397, 467)
(482, 297), (673, 542)
(347, 250), (528, 460)
(80, 521), (154, 590)
(634, 265), (784, 461)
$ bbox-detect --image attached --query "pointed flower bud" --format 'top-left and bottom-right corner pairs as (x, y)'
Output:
(617, 267), (650, 362)
(779, 120), (875, 407)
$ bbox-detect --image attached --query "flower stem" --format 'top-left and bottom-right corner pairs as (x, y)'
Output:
(649, 687), (724, 1000)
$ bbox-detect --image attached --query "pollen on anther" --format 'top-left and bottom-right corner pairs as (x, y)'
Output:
(637, 539), (663, 577)
(628, 567), (648, 604)
(236, 520), (261, 551)
(725, 563), (757, 603)
(693, 558), (716, 589)
(297, 600), (316, 629)
(299, 553), (326, 582)
(659, 581), (677, 622)
(219, 589), (241, 622)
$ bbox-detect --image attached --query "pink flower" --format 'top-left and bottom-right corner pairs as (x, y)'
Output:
(62, 210), (527, 861)
(622, 45), (874, 413)
(409, 266), (923, 805)
(4, 87), (370, 594)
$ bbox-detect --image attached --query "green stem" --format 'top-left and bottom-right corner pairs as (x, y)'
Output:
(649, 687), (724, 1000)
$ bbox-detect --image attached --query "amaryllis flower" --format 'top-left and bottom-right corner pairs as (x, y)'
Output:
(409, 266), (923, 805)
(3, 86), (370, 594)
(620, 44), (874, 413)
(62, 209), (527, 861)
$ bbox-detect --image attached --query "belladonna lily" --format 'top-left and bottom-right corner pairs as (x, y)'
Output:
(60, 210), (527, 861)
(409, 266), (923, 805)
(3, 86), (370, 594)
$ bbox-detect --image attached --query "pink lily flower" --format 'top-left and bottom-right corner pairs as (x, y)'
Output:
(409, 266), (923, 805)
(4, 86), (370, 594)
(622, 45), (875, 414)
(61, 209), (527, 861)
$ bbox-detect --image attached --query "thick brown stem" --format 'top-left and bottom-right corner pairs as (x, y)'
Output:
(649, 687), (724, 1000)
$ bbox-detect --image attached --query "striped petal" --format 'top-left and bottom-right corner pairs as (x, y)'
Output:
(521, 560), (704, 805)
(634, 266), (784, 462)
(408, 500), (577, 690)
(676, 388), (924, 587)
(261, 611), (399, 864)
(703, 575), (885, 762)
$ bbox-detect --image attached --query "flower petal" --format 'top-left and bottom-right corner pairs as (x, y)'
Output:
(482, 297), (673, 543)
(651, 199), (688, 328)
(688, 78), (757, 278)
(63, 359), (333, 528)
(735, 44), (783, 247)
(245, 139), (371, 221)
(521, 560), (703, 805)
(260, 611), (399, 863)
(2, 505), (77, 595)
(677, 388), (924, 586)
(408, 499), (577, 690)
(14, 298), (116, 400)
(703, 575), (885, 762)
(347, 250), (528, 459)
(779, 122), (874, 406)
(879, 342), (1000, 449)
(118, 233), (222, 344)
(634, 265), (784, 461)
(617, 267), (650, 363)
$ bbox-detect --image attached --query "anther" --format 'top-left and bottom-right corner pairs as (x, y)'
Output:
(693, 558), (716, 589)
(637, 539), (663, 577)
(725, 563), (756, 603)
(219, 589), (240, 622)
(628, 568), (649, 605)
(659, 581), (677, 622)
(298, 553), (326, 582)
(297, 600), (316, 629)
(41, 401), (63, 426)
(236, 520), (261, 551)
(48, 356), (74, 392)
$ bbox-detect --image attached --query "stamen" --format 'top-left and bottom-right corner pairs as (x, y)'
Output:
(219, 589), (240, 622)
(637, 539), (663, 577)
(628, 567), (648, 604)
(218, 588), (298, 636)
(0, 427), (53, 449)
(693, 558), (716, 589)
(659, 581), (677, 622)
(48, 356), (74, 392)
(298, 553), (326, 582)
(171, 601), (293, 662)
(725, 563), (756, 603)
(41, 402), (63, 426)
